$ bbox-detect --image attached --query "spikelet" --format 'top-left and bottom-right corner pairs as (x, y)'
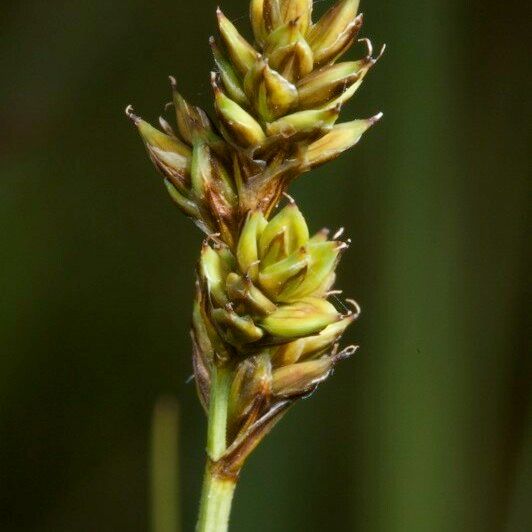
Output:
(192, 201), (360, 459)
(127, 0), (383, 233)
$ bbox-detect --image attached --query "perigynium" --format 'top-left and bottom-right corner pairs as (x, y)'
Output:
(126, 1), (382, 530)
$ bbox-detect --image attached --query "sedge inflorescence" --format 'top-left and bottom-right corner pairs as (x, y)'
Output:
(127, 0), (381, 474)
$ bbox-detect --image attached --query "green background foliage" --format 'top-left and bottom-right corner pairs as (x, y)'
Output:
(0, 1), (529, 530)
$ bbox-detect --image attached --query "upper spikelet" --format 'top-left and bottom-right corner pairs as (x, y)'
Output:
(127, 0), (383, 243)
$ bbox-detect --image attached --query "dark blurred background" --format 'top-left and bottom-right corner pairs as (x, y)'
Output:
(0, 1), (529, 531)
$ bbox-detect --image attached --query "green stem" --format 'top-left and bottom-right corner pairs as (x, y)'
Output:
(196, 469), (236, 532)
(196, 365), (236, 532)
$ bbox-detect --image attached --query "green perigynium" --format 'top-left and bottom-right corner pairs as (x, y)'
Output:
(127, 1), (382, 530)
